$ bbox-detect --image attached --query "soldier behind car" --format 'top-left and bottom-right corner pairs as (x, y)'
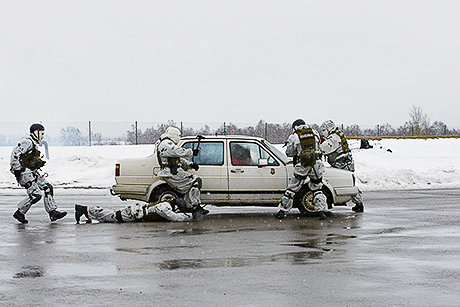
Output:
(75, 198), (201, 223)
(156, 126), (209, 217)
(276, 119), (328, 220)
(319, 120), (364, 212)
(10, 123), (67, 224)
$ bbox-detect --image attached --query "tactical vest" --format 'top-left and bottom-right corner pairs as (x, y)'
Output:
(295, 126), (317, 168)
(20, 146), (45, 170)
(156, 140), (180, 175)
(333, 128), (351, 155)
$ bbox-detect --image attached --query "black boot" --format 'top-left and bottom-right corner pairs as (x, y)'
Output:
(318, 211), (327, 220)
(352, 203), (364, 213)
(199, 206), (209, 215)
(13, 210), (28, 224)
(275, 210), (286, 219)
(75, 205), (90, 224)
(49, 210), (67, 222)
(192, 206), (209, 220)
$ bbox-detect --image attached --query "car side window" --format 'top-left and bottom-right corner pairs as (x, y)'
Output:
(230, 143), (256, 166)
(183, 142), (224, 165)
(260, 146), (280, 166)
(230, 142), (279, 166)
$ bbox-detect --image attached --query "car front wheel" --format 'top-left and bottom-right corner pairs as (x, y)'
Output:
(295, 185), (333, 216)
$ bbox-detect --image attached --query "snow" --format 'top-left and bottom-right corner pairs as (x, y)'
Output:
(1, 138), (459, 193)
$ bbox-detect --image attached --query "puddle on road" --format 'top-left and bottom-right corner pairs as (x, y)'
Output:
(12, 263), (117, 279)
(48, 263), (117, 277)
(155, 251), (328, 270)
(13, 265), (45, 278)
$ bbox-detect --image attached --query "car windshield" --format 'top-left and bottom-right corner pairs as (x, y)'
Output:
(262, 140), (290, 164)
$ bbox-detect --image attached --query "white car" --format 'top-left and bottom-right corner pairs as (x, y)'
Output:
(111, 135), (359, 214)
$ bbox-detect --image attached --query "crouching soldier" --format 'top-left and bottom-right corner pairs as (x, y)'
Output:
(276, 119), (328, 220)
(75, 198), (202, 223)
(10, 123), (67, 224)
(319, 120), (364, 212)
(156, 126), (208, 216)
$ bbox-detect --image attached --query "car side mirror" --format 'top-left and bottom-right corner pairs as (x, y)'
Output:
(258, 159), (268, 167)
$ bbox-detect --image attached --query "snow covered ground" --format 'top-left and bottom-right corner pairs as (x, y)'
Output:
(0, 138), (459, 193)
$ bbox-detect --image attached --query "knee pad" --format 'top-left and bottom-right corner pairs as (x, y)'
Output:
(193, 177), (202, 190)
(30, 194), (42, 205)
(313, 191), (327, 204)
(284, 190), (296, 199)
(44, 183), (54, 196)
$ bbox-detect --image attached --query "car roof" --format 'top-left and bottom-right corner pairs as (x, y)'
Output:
(181, 135), (266, 142)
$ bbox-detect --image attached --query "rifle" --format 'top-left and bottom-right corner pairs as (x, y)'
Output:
(192, 135), (205, 163)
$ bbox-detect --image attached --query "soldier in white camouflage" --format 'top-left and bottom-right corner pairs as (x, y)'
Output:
(276, 119), (328, 220)
(156, 126), (208, 216)
(75, 198), (199, 223)
(319, 120), (364, 212)
(10, 124), (67, 223)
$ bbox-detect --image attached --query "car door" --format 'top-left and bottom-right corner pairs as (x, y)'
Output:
(228, 141), (288, 199)
(182, 141), (228, 192)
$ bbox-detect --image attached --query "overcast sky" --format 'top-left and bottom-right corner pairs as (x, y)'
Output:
(1, 1), (459, 129)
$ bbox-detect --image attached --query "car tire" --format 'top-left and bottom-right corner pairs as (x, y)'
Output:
(150, 185), (183, 203)
(295, 185), (333, 216)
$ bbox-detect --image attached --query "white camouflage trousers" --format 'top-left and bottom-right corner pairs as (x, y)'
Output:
(87, 202), (193, 222)
(17, 170), (57, 214)
(164, 170), (201, 209)
(278, 160), (327, 213)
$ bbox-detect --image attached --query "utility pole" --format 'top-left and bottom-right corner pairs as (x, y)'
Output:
(88, 121), (91, 146)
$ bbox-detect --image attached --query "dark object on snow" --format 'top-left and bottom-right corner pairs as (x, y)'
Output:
(360, 139), (373, 149)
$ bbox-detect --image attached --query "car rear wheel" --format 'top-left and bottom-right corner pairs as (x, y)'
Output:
(150, 185), (182, 203)
(295, 185), (333, 216)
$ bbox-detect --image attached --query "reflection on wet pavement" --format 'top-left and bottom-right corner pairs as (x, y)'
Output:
(13, 265), (45, 278)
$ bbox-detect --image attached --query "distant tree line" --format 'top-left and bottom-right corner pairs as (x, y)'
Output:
(0, 106), (457, 146)
(124, 106), (460, 145)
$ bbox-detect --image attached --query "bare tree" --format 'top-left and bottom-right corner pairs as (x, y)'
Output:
(409, 106), (431, 136)
(430, 121), (447, 135)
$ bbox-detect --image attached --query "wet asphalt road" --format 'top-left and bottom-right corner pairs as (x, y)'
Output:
(1, 189), (460, 307)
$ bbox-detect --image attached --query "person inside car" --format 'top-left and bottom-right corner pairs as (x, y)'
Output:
(231, 143), (253, 166)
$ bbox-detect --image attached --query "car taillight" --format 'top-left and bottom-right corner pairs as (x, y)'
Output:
(115, 164), (120, 177)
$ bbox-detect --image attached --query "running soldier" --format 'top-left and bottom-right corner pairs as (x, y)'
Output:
(10, 124), (67, 223)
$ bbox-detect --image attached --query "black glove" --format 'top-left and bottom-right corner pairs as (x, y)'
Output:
(193, 148), (200, 156)
(190, 163), (199, 171)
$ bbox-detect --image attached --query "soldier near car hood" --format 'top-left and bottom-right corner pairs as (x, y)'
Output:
(276, 119), (328, 220)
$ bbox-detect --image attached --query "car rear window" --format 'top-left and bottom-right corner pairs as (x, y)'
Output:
(183, 141), (224, 165)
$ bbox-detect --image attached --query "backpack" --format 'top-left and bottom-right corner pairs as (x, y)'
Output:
(20, 146), (46, 170)
(295, 126), (317, 168)
(334, 128), (351, 154)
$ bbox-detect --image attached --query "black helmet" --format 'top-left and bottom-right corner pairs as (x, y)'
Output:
(292, 119), (305, 129)
(30, 123), (45, 133)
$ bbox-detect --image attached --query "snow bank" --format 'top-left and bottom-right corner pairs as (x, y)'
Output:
(0, 138), (459, 192)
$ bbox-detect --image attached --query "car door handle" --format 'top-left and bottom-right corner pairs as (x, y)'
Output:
(231, 169), (244, 173)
